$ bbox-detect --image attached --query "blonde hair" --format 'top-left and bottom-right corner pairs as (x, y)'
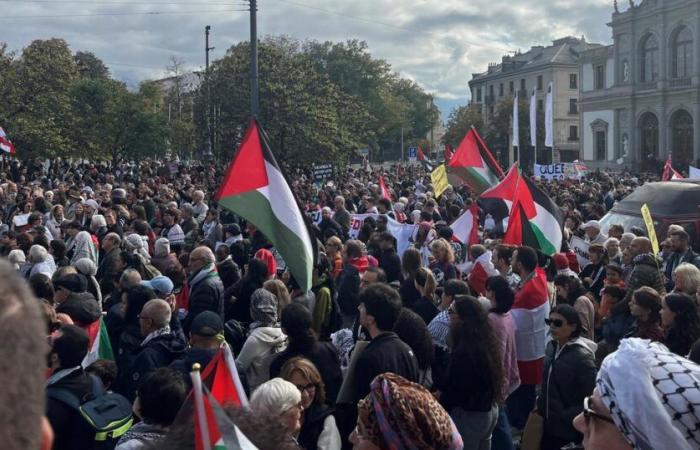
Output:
(325, 236), (342, 253)
(674, 263), (700, 296)
(414, 267), (437, 299)
(264, 279), (291, 315)
(431, 238), (455, 263)
(279, 357), (326, 404)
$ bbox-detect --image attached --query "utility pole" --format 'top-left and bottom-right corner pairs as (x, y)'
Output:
(249, 0), (259, 117)
(204, 25), (214, 158)
(400, 127), (404, 163)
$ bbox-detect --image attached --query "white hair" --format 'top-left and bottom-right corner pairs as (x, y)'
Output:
(90, 214), (107, 231)
(142, 299), (172, 328)
(250, 378), (301, 416)
(28, 245), (48, 263)
(674, 263), (700, 296)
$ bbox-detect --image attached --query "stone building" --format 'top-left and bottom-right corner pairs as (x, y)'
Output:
(579, 0), (700, 171)
(469, 36), (602, 166)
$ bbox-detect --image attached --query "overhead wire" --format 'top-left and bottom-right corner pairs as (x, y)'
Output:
(0, 9), (248, 19)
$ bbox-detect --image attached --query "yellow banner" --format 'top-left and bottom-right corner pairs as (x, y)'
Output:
(641, 203), (659, 255)
(431, 165), (450, 198)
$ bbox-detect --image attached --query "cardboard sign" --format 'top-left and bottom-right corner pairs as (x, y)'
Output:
(431, 165), (449, 198)
(534, 163), (587, 180)
(570, 236), (590, 268)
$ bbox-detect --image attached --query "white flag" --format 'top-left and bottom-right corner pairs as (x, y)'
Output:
(512, 91), (519, 148)
(544, 82), (554, 148)
(689, 165), (700, 180)
(529, 87), (537, 147)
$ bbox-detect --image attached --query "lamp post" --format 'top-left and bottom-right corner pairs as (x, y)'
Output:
(203, 25), (214, 159)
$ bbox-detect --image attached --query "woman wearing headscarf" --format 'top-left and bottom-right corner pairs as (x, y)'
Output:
(45, 204), (64, 241)
(75, 257), (102, 309)
(69, 230), (99, 266)
(350, 373), (463, 450)
(236, 288), (287, 391)
(538, 304), (597, 450)
(574, 338), (700, 450)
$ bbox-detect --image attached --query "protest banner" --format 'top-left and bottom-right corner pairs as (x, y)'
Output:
(641, 204), (659, 255)
(570, 235), (590, 268)
(349, 214), (417, 256)
(312, 164), (334, 182)
(534, 163), (587, 180)
(431, 165), (449, 198)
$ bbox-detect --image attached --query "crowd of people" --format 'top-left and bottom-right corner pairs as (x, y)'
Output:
(1, 157), (700, 450)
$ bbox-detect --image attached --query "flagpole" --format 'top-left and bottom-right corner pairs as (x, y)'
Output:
(249, 0), (259, 117)
(191, 363), (213, 450)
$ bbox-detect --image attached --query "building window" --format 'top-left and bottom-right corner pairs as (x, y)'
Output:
(569, 99), (578, 114)
(509, 81), (514, 93)
(499, 83), (504, 97)
(489, 85), (494, 98)
(537, 75), (543, 91)
(569, 125), (578, 141)
(476, 88), (482, 102)
(570, 74), (577, 89)
(640, 34), (659, 82)
(594, 65), (605, 90)
(520, 78), (526, 91)
(671, 26), (693, 79)
(596, 131), (606, 160)
(671, 109), (694, 166)
(639, 112), (659, 159)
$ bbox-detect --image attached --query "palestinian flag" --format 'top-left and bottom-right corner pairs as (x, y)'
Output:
(379, 175), (391, 200)
(191, 367), (258, 450)
(416, 146), (434, 171)
(467, 250), (499, 296)
(0, 127), (16, 154)
(443, 144), (454, 162)
(503, 174), (564, 256)
(201, 344), (248, 408)
(81, 317), (114, 367)
(662, 155), (683, 181)
(450, 203), (479, 246)
(478, 163), (519, 233)
(215, 119), (314, 291)
(448, 127), (504, 194)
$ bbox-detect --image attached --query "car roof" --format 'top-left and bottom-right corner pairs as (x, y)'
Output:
(611, 181), (700, 218)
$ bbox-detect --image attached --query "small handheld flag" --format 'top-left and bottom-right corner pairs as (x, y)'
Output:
(0, 127), (16, 154)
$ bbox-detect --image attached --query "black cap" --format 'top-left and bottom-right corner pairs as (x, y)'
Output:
(190, 311), (223, 337)
(53, 273), (88, 293)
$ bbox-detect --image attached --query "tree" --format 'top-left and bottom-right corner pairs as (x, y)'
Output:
(443, 105), (484, 147)
(485, 96), (544, 169)
(74, 51), (110, 79)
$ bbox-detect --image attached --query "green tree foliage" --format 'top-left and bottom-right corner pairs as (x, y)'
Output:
(442, 104), (484, 148)
(485, 96), (544, 168)
(74, 51), (110, 79)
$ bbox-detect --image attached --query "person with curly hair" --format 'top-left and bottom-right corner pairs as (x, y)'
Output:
(661, 292), (700, 357)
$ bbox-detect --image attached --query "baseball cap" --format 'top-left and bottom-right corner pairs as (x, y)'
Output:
(140, 276), (174, 296)
(190, 311), (224, 337)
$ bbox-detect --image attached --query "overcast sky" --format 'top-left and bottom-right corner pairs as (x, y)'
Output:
(3, 0), (622, 117)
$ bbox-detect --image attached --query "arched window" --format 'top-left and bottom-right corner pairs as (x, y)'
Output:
(671, 26), (693, 79)
(639, 112), (659, 160)
(640, 34), (659, 82)
(671, 110), (694, 166)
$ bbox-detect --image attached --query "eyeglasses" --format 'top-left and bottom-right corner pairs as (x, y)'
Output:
(583, 396), (615, 425)
(447, 304), (457, 315)
(294, 383), (316, 394)
(545, 318), (564, 327)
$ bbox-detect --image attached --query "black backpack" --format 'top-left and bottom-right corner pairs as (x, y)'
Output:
(47, 374), (133, 450)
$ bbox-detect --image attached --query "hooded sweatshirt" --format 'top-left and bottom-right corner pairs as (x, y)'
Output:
(236, 326), (287, 391)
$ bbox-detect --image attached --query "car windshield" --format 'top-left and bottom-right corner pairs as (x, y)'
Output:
(599, 213), (648, 235)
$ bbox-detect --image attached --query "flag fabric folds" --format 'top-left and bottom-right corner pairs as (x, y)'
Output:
(512, 91), (519, 148)
(529, 87), (537, 147)
(201, 344), (249, 408)
(0, 127), (16, 154)
(503, 172), (564, 256)
(214, 118), (315, 292)
(662, 156), (683, 181)
(379, 176), (391, 200)
(443, 144), (454, 162)
(544, 82), (553, 148)
(82, 317), (114, 367)
(417, 147), (426, 161)
(478, 163), (520, 232)
(450, 203), (479, 246)
(447, 128), (504, 194)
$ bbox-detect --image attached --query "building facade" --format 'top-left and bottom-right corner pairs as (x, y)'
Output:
(469, 37), (601, 166)
(579, 0), (700, 171)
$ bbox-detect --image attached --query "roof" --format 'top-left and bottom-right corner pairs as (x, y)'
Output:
(610, 181), (700, 218)
(471, 37), (603, 82)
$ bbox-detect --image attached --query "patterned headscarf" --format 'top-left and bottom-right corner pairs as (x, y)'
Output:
(358, 373), (463, 450)
(597, 338), (700, 450)
(249, 288), (278, 329)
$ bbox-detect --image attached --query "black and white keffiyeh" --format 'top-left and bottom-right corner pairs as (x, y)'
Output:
(597, 338), (700, 450)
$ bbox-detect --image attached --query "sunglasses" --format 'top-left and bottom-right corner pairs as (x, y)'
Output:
(544, 318), (565, 327)
(583, 396), (615, 425)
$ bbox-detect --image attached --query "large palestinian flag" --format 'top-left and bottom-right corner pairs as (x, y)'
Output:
(215, 119), (314, 292)
(503, 174), (564, 255)
(478, 163), (519, 232)
(82, 317), (114, 367)
(448, 127), (504, 194)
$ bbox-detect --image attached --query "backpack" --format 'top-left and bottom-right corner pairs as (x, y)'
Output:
(47, 374), (134, 450)
(224, 318), (249, 356)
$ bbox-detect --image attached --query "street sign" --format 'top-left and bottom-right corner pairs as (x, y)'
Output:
(408, 146), (417, 162)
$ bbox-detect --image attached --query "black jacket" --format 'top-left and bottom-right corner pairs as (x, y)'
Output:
(46, 368), (96, 450)
(170, 347), (219, 386)
(399, 276), (421, 309)
(217, 258), (241, 290)
(410, 296), (439, 325)
(298, 402), (335, 450)
(120, 329), (187, 401)
(537, 338), (597, 443)
(378, 248), (403, 283)
(97, 248), (120, 297)
(225, 278), (263, 323)
(184, 269), (225, 334)
(270, 341), (343, 406)
(56, 291), (101, 326)
(319, 217), (343, 240)
(336, 264), (360, 316)
(353, 332), (419, 403)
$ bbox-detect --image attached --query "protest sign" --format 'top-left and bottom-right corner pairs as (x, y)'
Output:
(431, 165), (449, 198)
(349, 214), (417, 256)
(570, 236), (590, 268)
(312, 164), (333, 182)
(534, 163), (587, 180)
(641, 204), (659, 255)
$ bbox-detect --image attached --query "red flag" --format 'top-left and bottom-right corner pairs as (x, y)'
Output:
(0, 127), (16, 154)
(417, 147), (426, 161)
(662, 155), (683, 181)
(379, 175), (391, 200)
(451, 203), (479, 246)
(200, 344), (248, 408)
(443, 144), (454, 162)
